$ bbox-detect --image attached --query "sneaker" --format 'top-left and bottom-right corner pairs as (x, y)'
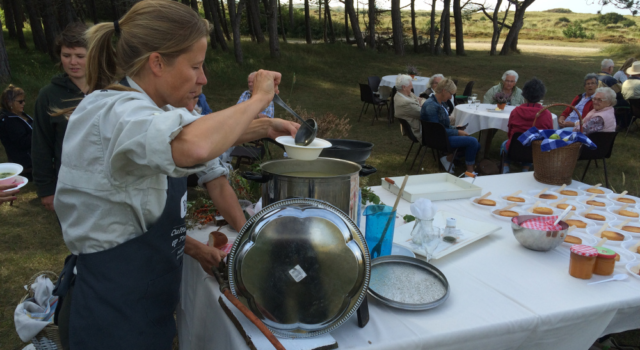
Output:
(440, 156), (455, 174)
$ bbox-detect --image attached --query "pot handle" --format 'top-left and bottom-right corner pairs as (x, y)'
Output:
(359, 165), (377, 177)
(240, 171), (271, 183)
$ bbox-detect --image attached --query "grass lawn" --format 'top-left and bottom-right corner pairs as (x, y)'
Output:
(2, 30), (640, 349)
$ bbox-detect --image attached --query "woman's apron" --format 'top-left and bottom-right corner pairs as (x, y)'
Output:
(53, 176), (188, 350)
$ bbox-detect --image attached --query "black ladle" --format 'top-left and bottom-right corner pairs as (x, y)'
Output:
(272, 94), (318, 146)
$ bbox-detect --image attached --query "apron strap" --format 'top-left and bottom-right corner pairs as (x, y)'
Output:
(53, 254), (77, 325)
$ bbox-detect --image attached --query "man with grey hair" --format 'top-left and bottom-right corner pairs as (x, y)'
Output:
(597, 58), (619, 88)
(236, 72), (275, 119)
(559, 73), (598, 130)
(483, 70), (524, 105)
(394, 74), (425, 139)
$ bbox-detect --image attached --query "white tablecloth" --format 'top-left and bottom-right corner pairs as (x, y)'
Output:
(178, 172), (640, 350)
(380, 75), (429, 97)
(453, 104), (559, 136)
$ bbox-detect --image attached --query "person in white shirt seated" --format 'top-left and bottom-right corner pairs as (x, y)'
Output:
(394, 74), (425, 139)
(614, 57), (636, 84)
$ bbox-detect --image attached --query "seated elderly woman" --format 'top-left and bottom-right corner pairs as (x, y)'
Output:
(424, 74), (444, 96)
(394, 74), (425, 139)
(421, 79), (479, 174)
(559, 73), (597, 130)
(483, 70), (524, 106)
(573, 87), (617, 135)
(0, 84), (33, 179)
(501, 78), (553, 173)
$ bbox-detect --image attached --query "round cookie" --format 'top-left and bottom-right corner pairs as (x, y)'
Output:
(564, 235), (582, 244)
(601, 230), (624, 241)
(478, 199), (496, 206)
(585, 213), (606, 221)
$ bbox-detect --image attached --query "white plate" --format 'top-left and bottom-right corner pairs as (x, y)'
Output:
(521, 204), (561, 217)
(0, 162), (23, 186)
(499, 193), (534, 206)
(611, 220), (640, 238)
(602, 244), (636, 267)
(2, 175), (28, 192)
(560, 231), (598, 247)
(276, 136), (331, 161)
(562, 217), (596, 232)
(578, 185), (613, 197)
(575, 195), (614, 209)
(393, 210), (500, 260)
(490, 207), (524, 221)
(577, 209), (617, 224)
(549, 200), (585, 212)
(607, 207), (640, 221)
(621, 239), (640, 259)
(527, 189), (563, 202)
(625, 261), (640, 280)
(486, 108), (508, 113)
(391, 243), (416, 258)
(586, 226), (632, 246)
(469, 196), (504, 209)
(550, 186), (584, 198)
(606, 193), (640, 206)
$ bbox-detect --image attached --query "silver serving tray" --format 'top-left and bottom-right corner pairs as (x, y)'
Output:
(368, 256), (449, 310)
(227, 198), (371, 338)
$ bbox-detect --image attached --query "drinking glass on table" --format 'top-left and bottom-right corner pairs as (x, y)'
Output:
(471, 93), (478, 102)
(474, 99), (480, 111)
(467, 97), (473, 109)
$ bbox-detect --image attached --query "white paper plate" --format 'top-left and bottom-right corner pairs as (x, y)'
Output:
(606, 193), (640, 206)
(577, 209), (617, 225)
(490, 207), (524, 221)
(2, 175), (28, 192)
(562, 218), (596, 232)
(612, 220), (640, 238)
(550, 186), (584, 198)
(469, 196), (504, 209)
(625, 261), (640, 280)
(602, 244), (636, 267)
(549, 200), (585, 212)
(621, 239), (640, 260)
(560, 231), (598, 248)
(607, 207), (640, 222)
(578, 185), (613, 197)
(391, 243), (416, 258)
(521, 204), (561, 217)
(486, 108), (508, 113)
(499, 193), (534, 206)
(575, 195), (614, 209)
(586, 226), (632, 246)
(527, 189), (563, 202)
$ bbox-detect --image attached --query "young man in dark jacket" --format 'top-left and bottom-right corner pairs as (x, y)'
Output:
(32, 23), (87, 211)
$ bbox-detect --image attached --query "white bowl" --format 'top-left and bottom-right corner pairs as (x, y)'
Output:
(625, 261), (640, 280)
(611, 220), (640, 238)
(577, 209), (617, 225)
(549, 200), (585, 213)
(470, 196), (504, 209)
(499, 193), (533, 206)
(621, 239), (640, 259)
(276, 136), (332, 161)
(607, 207), (640, 221)
(550, 186), (584, 198)
(527, 189), (563, 202)
(0, 163), (23, 186)
(606, 193), (640, 206)
(560, 231), (598, 247)
(575, 195), (614, 209)
(601, 244), (636, 267)
(578, 185), (613, 197)
(586, 226), (632, 246)
(522, 204), (561, 217)
(491, 207), (524, 221)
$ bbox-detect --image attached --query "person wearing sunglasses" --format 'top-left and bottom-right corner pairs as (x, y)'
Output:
(0, 84), (33, 180)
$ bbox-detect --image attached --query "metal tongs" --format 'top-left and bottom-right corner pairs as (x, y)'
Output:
(212, 261), (286, 350)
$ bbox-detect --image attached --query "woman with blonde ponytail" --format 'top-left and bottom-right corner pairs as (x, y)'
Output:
(52, 1), (299, 349)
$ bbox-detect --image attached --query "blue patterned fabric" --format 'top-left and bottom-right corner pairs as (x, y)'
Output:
(237, 90), (274, 118)
(518, 127), (596, 152)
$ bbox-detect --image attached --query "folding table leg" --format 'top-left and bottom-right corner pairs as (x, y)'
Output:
(359, 102), (366, 121)
(410, 145), (423, 170)
(404, 142), (415, 163)
(581, 159), (592, 181)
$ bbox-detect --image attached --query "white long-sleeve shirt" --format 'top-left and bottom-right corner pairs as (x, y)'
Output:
(55, 77), (227, 254)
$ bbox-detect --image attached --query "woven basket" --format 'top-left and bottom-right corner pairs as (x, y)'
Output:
(19, 271), (62, 350)
(531, 103), (583, 186)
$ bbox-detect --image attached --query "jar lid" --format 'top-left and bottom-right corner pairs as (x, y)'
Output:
(446, 218), (456, 227)
(595, 246), (616, 258)
(570, 244), (598, 257)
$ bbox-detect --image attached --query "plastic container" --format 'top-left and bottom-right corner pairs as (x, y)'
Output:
(364, 205), (396, 259)
(569, 245), (598, 279)
(593, 246), (616, 276)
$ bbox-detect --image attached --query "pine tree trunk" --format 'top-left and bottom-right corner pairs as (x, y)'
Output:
(489, 0), (507, 56)
(368, 0), (375, 49)
(214, 0), (230, 41)
(429, 0), (436, 54)
(3, 0), (17, 39)
(110, 0), (120, 20)
(190, 0), (199, 11)
(0, 15), (11, 84)
(86, 0), (98, 24)
(344, 0), (364, 48)
(344, 8), (350, 42)
(267, 0), (280, 57)
(391, 0), (403, 55)
(325, 0), (335, 43)
(453, 0), (465, 55)
(246, 4), (257, 42)
(411, 0), (417, 52)
(442, 0), (451, 55)
(278, 0), (287, 42)
(40, 0), (59, 60)
(228, 0), (246, 63)
(289, 0), (294, 29)
(204, 0), (228, 51)
(11, 0), (27, 49)
(60, 0), (78, 29)
(248, 0), (266, 43)
(24, 0), (48, 52)
(500, 0), (533, 55)
(304, 0), (312, 43)
(323, 7), (327, 42)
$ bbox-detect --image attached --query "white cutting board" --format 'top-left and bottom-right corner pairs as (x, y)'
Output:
(382, 173), (482, 202)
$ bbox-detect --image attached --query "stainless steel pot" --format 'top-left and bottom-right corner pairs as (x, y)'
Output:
(241, 158), (376, 221)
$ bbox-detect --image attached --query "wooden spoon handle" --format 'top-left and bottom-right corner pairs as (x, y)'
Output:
(616, 219), (632, 229)
(535, 187), (549, 198)
(509, 190), (522, 197)
(595, 223), (609, 238)
(595, 238), (608, 247)
(616, 190), (629, 200)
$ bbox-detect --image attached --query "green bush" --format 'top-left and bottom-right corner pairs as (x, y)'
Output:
(545, 8), (572, 13)
(479, 16), (486, 21)
(563, 22), (595, 39)
(558, 17), (571, 23)
(598, 12), (625, 25)
(621, 19), (637, 28)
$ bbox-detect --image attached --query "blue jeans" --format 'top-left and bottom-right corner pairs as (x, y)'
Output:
(448, 136), (480, 165)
